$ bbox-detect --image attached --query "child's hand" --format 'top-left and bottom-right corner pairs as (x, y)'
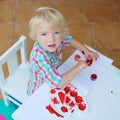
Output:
(84, 49), (99, 61)
(83, 49), (99, 66)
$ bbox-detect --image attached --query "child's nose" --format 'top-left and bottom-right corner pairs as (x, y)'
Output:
(49, 34), (55, 41)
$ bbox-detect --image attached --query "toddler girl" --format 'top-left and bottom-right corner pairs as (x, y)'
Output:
(27, 7), (99, 96)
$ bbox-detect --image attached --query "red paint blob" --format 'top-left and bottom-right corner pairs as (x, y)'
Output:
(91, 73), (97, 81)
(82, 51), (85, 55)
(71, 109), (75, 113)
(50, 89), (56, 94)
(51, 97), (59, 104)
(78, 103), (86, 111)
(65, 96), (71, 103)
(64, 86), (70, 94)
(70, 91), (78, 97)
(61, 106), (68, 113)
(46, 104), (64, 117)
(74, 54), (80, 61)
(86, 57), (93, 66)
(69, 101), (75, 107)
(75, 96), (83, 103)
(58, 92), (65, 103)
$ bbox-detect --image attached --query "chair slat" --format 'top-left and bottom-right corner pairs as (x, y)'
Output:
(7, 53), (18, 76)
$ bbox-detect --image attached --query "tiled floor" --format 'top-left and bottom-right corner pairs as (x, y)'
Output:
(0, 0), (120, 100)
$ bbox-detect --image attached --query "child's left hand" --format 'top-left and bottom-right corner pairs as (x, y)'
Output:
(85, 49), (99, 60)
(84, 49), (99, 66)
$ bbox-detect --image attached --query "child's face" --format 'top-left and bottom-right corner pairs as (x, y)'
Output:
(35, 21), (63, 52)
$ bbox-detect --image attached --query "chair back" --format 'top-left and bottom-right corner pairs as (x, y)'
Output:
(0, 35), (29, 106)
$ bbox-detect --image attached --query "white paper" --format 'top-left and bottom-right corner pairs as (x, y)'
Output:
(57, 47), (113, 96)
(12, 83), (71, 120)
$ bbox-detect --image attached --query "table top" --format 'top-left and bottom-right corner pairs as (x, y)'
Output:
(69, 65), (120, 120)
(12, 64), (120, 120)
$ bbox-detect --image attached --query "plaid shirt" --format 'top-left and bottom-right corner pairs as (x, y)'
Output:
(27, 36), (72, 95)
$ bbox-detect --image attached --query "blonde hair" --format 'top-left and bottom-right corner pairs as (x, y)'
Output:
(28, 7), (69, 40)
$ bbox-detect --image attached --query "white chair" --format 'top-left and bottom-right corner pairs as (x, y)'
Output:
(0, 35), (29, 107)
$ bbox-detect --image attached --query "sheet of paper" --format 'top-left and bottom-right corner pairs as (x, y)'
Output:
(12, 83), (88, 120)
(12, 82), (89, 120)
(57, 47), (113, 96)
(12, 83), (71, 120)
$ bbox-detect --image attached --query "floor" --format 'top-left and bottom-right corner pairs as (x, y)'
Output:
(0, 0), (120, 100)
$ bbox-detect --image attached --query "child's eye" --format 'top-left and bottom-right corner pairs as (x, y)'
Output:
(54, 31), (60, 35)
(41, 33), (47, 36)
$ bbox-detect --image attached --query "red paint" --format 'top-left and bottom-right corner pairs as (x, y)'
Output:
(61, 106), (68, 112)
(50, 89), (56, 94)
(50, 84), (87, 115)
(78, 103), (86, 111)
(86, 57), (93, 66)
(70, 91), (78, 97)
(56, 88), (61, 90)
(65, 96), (71, 103)
(69, 101), (75, 107)
(51, 97), (59, 104)
(46, 104), (64, 117)
(91, 73), (97, 81)
(58, 92), (65, 103)
(64, 86), (70, 94)
(74, 54), (80, 61)
(82, 51), (85, 55)
(71, 109), (75, 113)
(75, 96), (83, 103)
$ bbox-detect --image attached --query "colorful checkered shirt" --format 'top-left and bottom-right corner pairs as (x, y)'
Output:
(27, 36), (72, 95)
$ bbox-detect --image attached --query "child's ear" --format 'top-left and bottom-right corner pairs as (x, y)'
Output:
(63, 28), (69, 36)
(33, 33), (38, 41)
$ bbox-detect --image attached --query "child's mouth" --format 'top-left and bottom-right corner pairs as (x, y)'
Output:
(48, 44), (56, 48)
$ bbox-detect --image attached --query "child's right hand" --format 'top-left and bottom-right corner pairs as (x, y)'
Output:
(75, 60), (87, 71)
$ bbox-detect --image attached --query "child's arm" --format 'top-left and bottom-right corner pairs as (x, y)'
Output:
(58, 60), (87, 88)
(58, 38), (99, 88)
(71, 38), (99, 60)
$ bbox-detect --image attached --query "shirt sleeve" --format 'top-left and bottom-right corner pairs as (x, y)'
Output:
(62, 35), (72, 46)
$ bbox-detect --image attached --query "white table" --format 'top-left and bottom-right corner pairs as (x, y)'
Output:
(69, 65), (120, 120)
(12, 64), (120, 120)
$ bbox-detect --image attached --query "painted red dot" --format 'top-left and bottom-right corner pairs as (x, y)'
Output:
(61, 106), (68, 113)
(91, 73), (97, 81)
(69, 101), (75, 107)
(65, 96), (71, 103)
(75, 96), (83, 103)
(74, 54), (80, 61)
(70, 91), (78, 97)
(64, 86), (70, 94)
(82, 51), (85, 55)
(86, 57), (93, 66)
(78, 103), (86, 111)
(50, 89), (56, 94)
